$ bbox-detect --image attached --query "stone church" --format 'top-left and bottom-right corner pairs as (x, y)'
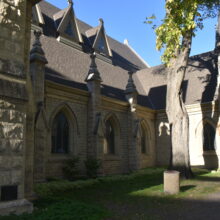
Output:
(0, 0), (219, 215)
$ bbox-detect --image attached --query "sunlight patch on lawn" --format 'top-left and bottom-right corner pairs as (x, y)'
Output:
(129, 184), (163, 197)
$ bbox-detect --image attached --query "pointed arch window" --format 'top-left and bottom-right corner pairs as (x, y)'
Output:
(51, 112), (69, 153)
(203, 122), (216, 151)
(141, 124), (148, 154)
(105, 119), (115, 154)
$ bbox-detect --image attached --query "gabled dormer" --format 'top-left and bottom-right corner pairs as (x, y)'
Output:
(86, 19), (112, 59)
(54, 0), (83, 49)
(31, 4), (44, 31)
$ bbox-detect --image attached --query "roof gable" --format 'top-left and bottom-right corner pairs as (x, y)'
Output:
(54, 2), (83, 43)
(32, 4), (44, 25)
(86, 19), (112, 57)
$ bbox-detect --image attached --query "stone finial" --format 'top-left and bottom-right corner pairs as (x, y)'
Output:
(124, 39), (129, 46)
(30, 31), (48, 64)
(125, 71), (137, 94)
(99, 18), (104, 26)
(68, 0), (73, 6)
(85, 52), (102, 82)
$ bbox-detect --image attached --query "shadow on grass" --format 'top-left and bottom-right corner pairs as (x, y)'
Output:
(195, 176), (220, 182)
(180, 185), (196, 192)
(2, 168), (220, 220)
(121, 193), (220, 220)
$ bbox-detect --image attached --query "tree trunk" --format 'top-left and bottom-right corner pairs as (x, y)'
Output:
(166, 35), (193, 178)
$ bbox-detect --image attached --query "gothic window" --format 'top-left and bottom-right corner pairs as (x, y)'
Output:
(65, 21), (75, 38)
(51, 112), (69, 153)
(203, 122), (216, 151)
(141, 124), (148, 154)
(105, 119), (115, 154)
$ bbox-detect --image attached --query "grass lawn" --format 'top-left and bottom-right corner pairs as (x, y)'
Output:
(1, 167), (220, 220)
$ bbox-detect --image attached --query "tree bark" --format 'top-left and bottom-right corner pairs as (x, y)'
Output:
(166, 34), (193, 178)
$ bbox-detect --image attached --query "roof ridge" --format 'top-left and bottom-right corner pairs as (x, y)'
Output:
(43, 0), (61, 11)
(124, 39), (150, 68)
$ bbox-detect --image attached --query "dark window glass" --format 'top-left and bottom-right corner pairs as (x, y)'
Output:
(65, 21), (75, 38)
(1, 185), (18, 201)
(141, 125), (146, 154)
(97, 37), (106, 53)
(203, 123), (215, 151)
(106, 119), (115, 154)
(52, 112), (69, 153)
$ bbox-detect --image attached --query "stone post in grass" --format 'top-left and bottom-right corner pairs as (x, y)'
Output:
(164, 170), (180, 194)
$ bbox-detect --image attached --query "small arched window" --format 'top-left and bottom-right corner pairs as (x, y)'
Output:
(140, 124), (148, 154)
(51, 112), (69, 153)
(203, 122), (216, 151)
(105, 119), (115, 154)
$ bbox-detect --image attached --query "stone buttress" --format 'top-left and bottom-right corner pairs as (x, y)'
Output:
(0, 0), (40, 215)
(125, 71), (141, 171)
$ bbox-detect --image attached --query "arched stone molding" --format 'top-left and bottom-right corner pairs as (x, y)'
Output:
(103, 112), (121, 156)
(104, 112), (121, 136)
(48, 102), (80, 156)
(195, 117), (217, 137)
(139, 118), (152, 140)
(49, 102), (80, 135)
(139, 119), (151, 155)
(193, 117), (219, 168)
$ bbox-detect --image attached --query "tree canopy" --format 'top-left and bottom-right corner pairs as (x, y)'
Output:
(154, 0), (220, 64)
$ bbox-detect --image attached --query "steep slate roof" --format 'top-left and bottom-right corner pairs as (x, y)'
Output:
(34, 1), (218, 110)
(34, 1), (151, 107)
(135, 51), (218, 109)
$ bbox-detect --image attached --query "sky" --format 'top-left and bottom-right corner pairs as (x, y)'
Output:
(46, 0), (217, 67)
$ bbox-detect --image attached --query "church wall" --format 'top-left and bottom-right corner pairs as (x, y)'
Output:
(137, 108), (156, 169)
(0, 0), (34, 215)
(35, 83), (157, 179)
(101, 100), (130, 175)
(155, 102), (220, 169)
(44, 90), (88, 179)
(0, 99), (26, 199)
(155, 111), (171, 166)
(188, 103), (220, 169)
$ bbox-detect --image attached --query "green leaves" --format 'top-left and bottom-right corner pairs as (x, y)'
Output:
(153, 0), (220, 65)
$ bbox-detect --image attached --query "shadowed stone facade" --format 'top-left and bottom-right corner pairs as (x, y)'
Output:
(0, 0), (37, 215)
(0, 0), (219, 216)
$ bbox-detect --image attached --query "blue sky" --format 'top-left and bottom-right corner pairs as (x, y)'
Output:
(46, 0), (217, 67)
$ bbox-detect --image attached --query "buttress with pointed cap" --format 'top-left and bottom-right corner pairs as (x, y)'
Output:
(125, 71), (137, 94)
(85, 52), (102, 82)
(30, 31), (48, 64)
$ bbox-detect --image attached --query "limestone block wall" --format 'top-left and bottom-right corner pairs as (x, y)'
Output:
(155, 111), (171, 166)
(101, 106), (129, 175)
(45, 99), (88, 178)
(41, 83), (89, 179)
(0, 0), (29, 78)
(188, 103), (220, 169)
(0, 100), (26, 201)
(137, 108), (156, 169)
(155, 103), (220, 169)
(0, 0), (34, 211)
